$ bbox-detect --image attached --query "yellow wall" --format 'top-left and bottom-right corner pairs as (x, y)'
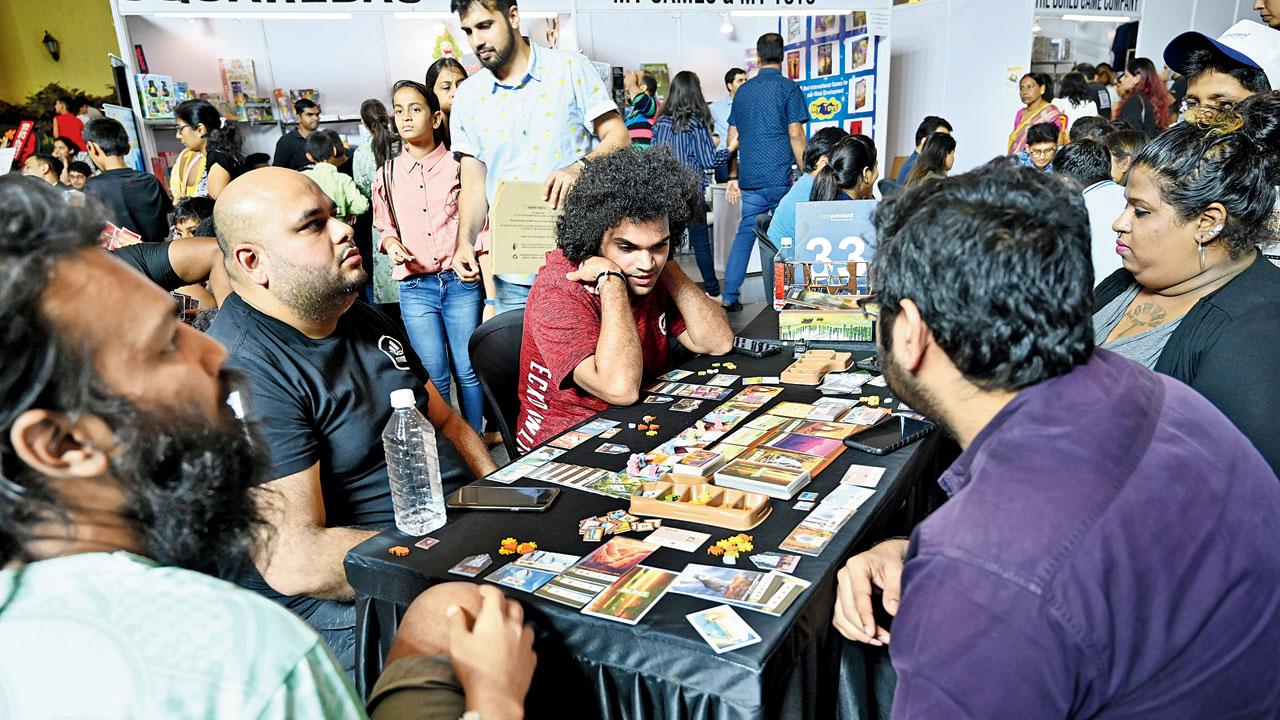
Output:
(0, 0), (119, 104)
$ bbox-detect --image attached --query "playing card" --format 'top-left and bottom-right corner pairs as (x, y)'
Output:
(707, 373), (740, 387)
(794, 501), (816, 511)
(670, 398), (703, 413)
(600, 428), (622, 438)
(448, 553), (493, 577)
(485, 564), (556, 593)
(798, 491), (820, 501)
(742, 376), (781, 385)
(549, 431), (593, 449)
(643, 395), (675, 403)
(643, 526), (711, 552)
(749, 552), (800, 574)
(578, 418), (621, 436)
(595, 442), (631, 454)
(657, 369), (693, 381)
(840, 464), (886, 488)
(686, 605), (762, 653)
(414, 537), (440, 550)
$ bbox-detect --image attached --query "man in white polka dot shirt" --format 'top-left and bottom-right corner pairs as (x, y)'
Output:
(451, 0), (631, 319)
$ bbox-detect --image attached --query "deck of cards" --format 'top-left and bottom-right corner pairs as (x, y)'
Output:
(579, 510), (662, 541)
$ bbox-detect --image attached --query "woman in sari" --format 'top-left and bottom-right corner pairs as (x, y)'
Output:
(1009, 72), (1066, 155)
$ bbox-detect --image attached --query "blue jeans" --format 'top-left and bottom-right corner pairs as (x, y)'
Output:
(687, 217), (720, 296)
(494, 276), (532, 315)
(723, 184), (790, 304)
(399, 271), (484, 431)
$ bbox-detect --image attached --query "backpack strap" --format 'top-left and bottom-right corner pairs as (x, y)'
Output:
(381, 156), (401, 241)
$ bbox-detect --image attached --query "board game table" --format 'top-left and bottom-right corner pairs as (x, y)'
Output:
(344, 331), (952, 720)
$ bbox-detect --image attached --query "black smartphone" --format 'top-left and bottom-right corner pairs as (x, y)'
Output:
(843, 416), (936, 455)
(445, 486), (560, 512)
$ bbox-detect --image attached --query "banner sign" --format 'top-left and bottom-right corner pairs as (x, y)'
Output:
(1032, 0), (1140, 16)
(118, 0), (890, 14)
(791, 199), (877, 280)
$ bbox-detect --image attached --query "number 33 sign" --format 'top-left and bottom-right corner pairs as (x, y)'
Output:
(791, 199), (878, 280)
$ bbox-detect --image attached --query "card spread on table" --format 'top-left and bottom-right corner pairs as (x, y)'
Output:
(670, 398), (703, 413)
(595, 442), (631, 454)
(840, 464), (887, 488)
(448, 553), (493, 577)
(770, 402), (814, 419)
(670, 564), (809, 615)
(582, 565), (679, 625)
(794, 501), (816, 511)
(414, 537), (440, 550)
(657, 369), (693, 381)
(577, 418), (621, 436)
(706, 373), (740, 387)
(644, 394), (675, 404)
(565, 537), (658, 584)
(513, 550), (580, 573)
(485, 564), (557, 593)
(600, 427), (622, 438)
(749, 552), (800, 574)
(687, 605), (762, 653)
(549, 431), (594, 449)
(742, 376), (781, 385)
(643, 526), (711, 552)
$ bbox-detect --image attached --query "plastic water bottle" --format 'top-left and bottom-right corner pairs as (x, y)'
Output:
(383, 389), (446, 535)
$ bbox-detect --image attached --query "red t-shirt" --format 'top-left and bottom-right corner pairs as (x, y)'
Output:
(53, 113), (85, 151)
(515, 249), (687, 452)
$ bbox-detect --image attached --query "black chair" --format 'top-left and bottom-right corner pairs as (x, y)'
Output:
(878, 178), (902, 199)
(468, 309), (525, 459)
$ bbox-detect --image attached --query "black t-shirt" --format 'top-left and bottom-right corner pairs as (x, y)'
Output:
(84, 168), (173, 244)
(1087, 82), (1113, 118)
(111, 240), (183, 290)
(272, 129), (311, 171)
(208, 148), (248, 181)
(1118, 94), (1159, 137)
(208, 293), (473, 611)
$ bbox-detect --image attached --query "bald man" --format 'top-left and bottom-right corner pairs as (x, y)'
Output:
(208, 168), (496, 673)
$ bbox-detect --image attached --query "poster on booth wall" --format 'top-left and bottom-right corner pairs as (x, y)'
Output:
(135, 74), (175, 119)
(784, 49), (805, 81)
(811, 42), (837, 78)
(786, 16), (807, 44)
(102, 104), (146, 173)
(812, 14), (841, 39)
(800, 77), (847, 126)
(851, 76), (873, 113)
(846, 35), (873, 74)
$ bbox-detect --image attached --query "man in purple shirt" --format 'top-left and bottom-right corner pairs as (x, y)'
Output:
(834, 159), (1280, 717)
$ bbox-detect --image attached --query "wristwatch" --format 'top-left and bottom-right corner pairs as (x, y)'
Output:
(574, 157), (589, 171)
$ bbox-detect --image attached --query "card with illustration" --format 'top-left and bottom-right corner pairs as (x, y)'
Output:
(687, 605), (762, 653)
(449, 553), (493, 577)
(707, 373), (740, 387)
(778, 522), (835, 557)
(600, 428), (622, 438)
(524, 447), (567, 464)
(733, 386), (785, 405)
(644, 395), (675, 404)
(743, 376), (781, 385)
(534, 577), (603, 608)
(765, 433), (845, 458)
(578, 418), (621, 436)
(670, 564), (769, 605)
(746, 414), (790, 431)
(414, 537), (440, 551)
(567, 537), (658, 583)
(770, 402), (815, 419)
(514, 550), (580, 573)
(582, 565), (679, 625)
(779, 419), (862, 440)
(671, 398), (703, 413)
(486, 462), (535, 484)
(549, 431), (593, 449)
(658, 369), (693, 381)
(749, 552), (800, 574)
(486, 564), (557, 593)
(721, 427), (773, 447)
(739, 446), (825, 474)
(595, 442), (631, 455)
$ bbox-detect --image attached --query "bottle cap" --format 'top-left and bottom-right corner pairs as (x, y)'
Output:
(390, 388), (417, 409)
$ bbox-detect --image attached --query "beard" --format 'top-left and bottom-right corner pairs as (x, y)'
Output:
(878, 312), (951, 438)
(477, 25), (516, 71)
(103, 372), (267, 575)
(269, 250), (367, 326)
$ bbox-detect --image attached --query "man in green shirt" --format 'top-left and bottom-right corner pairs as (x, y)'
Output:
(0, 175), (535, 720)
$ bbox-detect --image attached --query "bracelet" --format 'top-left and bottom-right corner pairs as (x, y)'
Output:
(595, 270), (626, 285)
(483, 299), (496, 306)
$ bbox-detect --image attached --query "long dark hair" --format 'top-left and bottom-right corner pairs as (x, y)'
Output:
(1117, 58), (1175, 130)
(1132, 91), (1280, 259)
(391, 80), (444, 148)
(811, 135), (877, 201)
(905, 132), (956, 186)
(1058, 72), (1091, 106)
(360, 98), (396, 167)
(175, 99), (244, 163)
(425, 57), (468, 148)
(657, 70), (713, 133)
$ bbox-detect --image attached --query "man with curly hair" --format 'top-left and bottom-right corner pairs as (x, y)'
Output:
(513, 149), (734, 451)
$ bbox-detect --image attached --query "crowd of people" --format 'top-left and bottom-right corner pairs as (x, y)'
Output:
(4, 1), (1280, 718)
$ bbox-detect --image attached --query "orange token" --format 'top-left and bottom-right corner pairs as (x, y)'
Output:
(388, 546), (410, 557)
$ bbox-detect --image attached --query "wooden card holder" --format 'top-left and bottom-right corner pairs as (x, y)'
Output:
(629, 479), (772, 531)
(780, 349), (853, 385)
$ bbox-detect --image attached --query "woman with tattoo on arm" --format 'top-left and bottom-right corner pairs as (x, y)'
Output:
(1093, 91), (1280, 474)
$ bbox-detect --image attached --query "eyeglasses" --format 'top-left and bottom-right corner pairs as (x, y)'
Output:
(1028, 146), (1057, 158)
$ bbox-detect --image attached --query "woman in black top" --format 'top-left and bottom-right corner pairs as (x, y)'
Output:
(174, 99), (247, 199)
(1094, 91), (1280, 474)
(1113, 58), (1174, 138)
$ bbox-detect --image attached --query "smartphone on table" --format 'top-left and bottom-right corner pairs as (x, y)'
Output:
(843, 415), (936, 455)
(445, 485), (560, 512)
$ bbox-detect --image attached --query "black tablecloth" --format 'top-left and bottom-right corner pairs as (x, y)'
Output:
(345, 319), (952, 719)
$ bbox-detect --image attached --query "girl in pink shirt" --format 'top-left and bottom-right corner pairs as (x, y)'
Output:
(373, 80), (485, 431)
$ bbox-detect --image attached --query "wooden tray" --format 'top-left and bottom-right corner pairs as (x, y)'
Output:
(629, 480), (772, 531)
(780, 349), (853, 385)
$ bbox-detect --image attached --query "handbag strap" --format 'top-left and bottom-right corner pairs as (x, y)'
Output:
(381, 156), (401, 239)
